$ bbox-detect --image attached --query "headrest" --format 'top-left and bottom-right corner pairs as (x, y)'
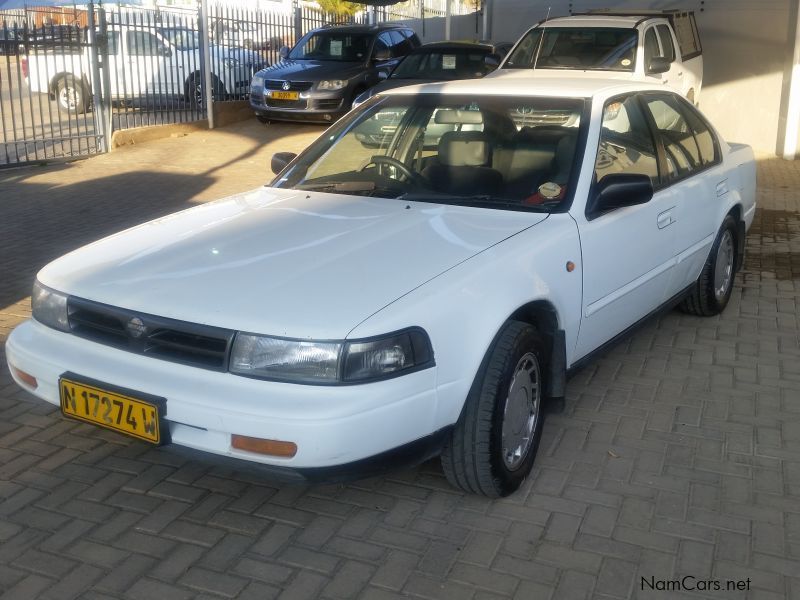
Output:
(438, 131), (490, 167)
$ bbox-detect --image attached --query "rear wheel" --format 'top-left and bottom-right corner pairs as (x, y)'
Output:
(680, 215), (738, 316)
(441, 321), (547, 497)
(56, 75), (88, 114)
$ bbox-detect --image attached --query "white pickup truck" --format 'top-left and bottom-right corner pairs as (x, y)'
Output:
(495, 11), (704, 104)
(23, 24), (264, 113)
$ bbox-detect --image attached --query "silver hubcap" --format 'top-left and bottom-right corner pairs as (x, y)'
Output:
(714, 230), (734, 300)
(501, 352), (541, 471)
(59, 86), (78, 109)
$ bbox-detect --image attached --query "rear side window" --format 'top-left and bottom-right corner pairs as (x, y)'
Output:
(672, 12), (701, 59)
(644, 94), (702, 180)
(402, 29), (421, 49)
(389, 30), (413, 56)
(679, 100), (720, 166)
(595, 95), (660, 188)
(656, 24), (675, 62)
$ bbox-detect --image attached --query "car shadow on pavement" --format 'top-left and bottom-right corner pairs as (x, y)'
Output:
(0, 170), (216, 309)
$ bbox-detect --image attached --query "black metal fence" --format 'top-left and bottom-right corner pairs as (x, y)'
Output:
(0, 2), (442, 168)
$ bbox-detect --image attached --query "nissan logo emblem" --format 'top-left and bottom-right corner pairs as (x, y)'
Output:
(281, 81), (291, 91)
(126, 317), (147, 339)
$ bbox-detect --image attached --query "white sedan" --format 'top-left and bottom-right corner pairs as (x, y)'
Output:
(6, 78), (756, 497)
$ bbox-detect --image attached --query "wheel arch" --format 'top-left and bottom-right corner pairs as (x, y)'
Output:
(49, 72), (89, 98)
(507, 299), (566, 400)
(727, 203), (746, 272)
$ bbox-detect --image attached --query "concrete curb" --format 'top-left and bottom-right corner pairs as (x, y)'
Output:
(110, 101), (254, 149)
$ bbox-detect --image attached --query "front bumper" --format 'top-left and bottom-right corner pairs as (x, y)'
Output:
(250, 85), (350, 122)
(6, 320), (441, 475)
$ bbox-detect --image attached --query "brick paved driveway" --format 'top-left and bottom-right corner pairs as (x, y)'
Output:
(0, 122), (799, 600)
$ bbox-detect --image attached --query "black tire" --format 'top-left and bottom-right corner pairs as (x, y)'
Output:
(56, 75), (88, 114)
(256, 115), (270, 124)
(680, 214), (738, 316)
(187, 74), (224, 108)
(441, 320), (548, 497)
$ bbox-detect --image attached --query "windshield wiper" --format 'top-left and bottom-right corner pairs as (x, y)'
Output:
(398, 193), (552, 212)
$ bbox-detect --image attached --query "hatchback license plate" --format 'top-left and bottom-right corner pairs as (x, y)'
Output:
(270, 91), (299, 100)
(59, 375), (165, 444)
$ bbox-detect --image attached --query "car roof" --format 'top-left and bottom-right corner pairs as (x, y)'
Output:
(539, 14), (653, 28)
(379, 75), (666, 100)
(414, 41), (494, 52)
(310, 23), (409, 34)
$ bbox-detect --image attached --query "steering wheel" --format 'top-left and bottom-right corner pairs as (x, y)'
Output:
(359, 155), (425, 186)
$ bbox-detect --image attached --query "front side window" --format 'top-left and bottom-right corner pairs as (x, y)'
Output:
(644, 94), (702, 179)
(595, 95), (660, 187)
(643, 28), (661, 66)
(289, 31), (371, 62)
(160, 28), (199, 51)
(391, 49), (492, 80)
(127, 31), (161, 56)
(273, 94), (586, 212)
(504, 27), (637, 72)
(656, 24), (675, 62)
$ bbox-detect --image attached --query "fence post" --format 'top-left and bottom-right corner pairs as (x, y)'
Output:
(293, 0), (303, 45)
(98, 7), (112, 148)
(445, 0), (451, 40)
(199, 0), (214, 128)
(86, 1), (108, 152)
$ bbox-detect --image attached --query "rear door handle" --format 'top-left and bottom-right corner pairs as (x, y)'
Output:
(657, 209), (674, 229)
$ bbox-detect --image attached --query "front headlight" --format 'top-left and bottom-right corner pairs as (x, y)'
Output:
(223, 57), (240, 69)
(230, 334), (342, 383)
(31, 281), (70, 332)
(318, 79), (346, 91)
(251, 74), (265, 88)
(229, 328), (433, 384)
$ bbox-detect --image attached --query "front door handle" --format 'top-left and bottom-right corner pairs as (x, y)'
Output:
(657, 209), (674, 229)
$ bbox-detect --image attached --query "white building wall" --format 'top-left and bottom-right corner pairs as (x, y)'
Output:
(491, 0), (794, 155)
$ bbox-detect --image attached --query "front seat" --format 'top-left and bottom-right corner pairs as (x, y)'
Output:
(422, 131), (503, 196)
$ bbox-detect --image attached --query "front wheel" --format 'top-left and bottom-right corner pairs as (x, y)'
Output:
(187, 74), (224, 108)
(56, 75), (88, 114)
(441, 321), (547, 497)
(680, 214), (738, 316)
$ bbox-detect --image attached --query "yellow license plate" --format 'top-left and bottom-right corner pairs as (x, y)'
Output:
(59, 376), (165, 444)
(270, 91), (299, 100)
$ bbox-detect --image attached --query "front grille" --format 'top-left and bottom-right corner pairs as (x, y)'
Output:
(263, 80), (313, 91)
(265, 98), (308, 109)
(68, 297), (235, 371)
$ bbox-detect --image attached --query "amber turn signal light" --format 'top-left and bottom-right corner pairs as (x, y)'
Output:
(10, 366), (37, 389)
(231, 434), (297, 458)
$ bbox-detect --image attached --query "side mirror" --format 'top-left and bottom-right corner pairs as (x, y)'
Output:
(279, 45), (289, 60)
(377, 70), (389, 80)
(647, 56), (671, 75)
(271, 151), (297, 175)
(484, 53), (501, 68)
(587, 173), (653, 218)
(373, 48), (391, 62)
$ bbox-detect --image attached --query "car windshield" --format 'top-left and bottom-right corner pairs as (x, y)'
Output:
(504, 27), (637, 71)
(289, 31), (371, 62)
(273, 94), (586, 212)
(391, 48), (493, 80)
(161, 28), (199, 50)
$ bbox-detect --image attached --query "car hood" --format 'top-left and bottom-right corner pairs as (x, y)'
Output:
(38, 188), (548, 339)
(365, 78), (434, 97)
(259, 59), (365, 81)
(487, 68), (635, 81)
(214, 46), (263, 64)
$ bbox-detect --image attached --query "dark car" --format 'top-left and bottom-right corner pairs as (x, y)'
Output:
(0, 27), (24, 56)
(351, 41), (509, 109)
(250, 23), (420, 124)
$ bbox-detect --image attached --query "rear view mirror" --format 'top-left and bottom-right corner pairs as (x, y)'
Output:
(647, 56), (671, 75)
(271, 151), (297, 175)
(587, 173), (653, 218)
(484, 53), (501, 68)
(378, 70), (389, 80)
(279, 45), (289, 60)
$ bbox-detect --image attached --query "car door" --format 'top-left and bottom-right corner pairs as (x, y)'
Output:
(573, 93), (678, 360)
(125, 29), (169, 96)
(656, 23), (684, 95)
(641, 92), (725, 294)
